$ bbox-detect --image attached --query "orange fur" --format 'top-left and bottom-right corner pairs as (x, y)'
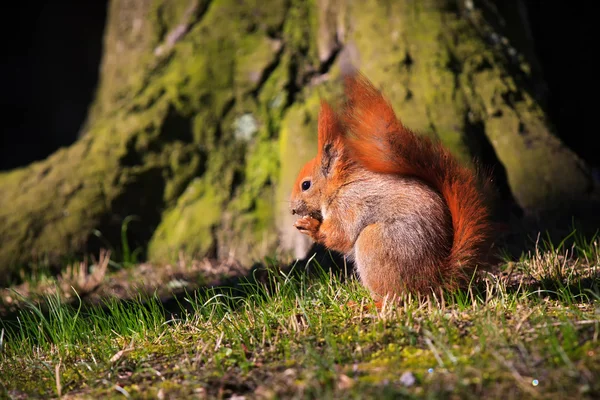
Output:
(290, 100), (345, 210)
(341, 72), (491, 284)
(289, 72), (492, 299)
(317, 101), (343, 158)
(292, 100), (359, 252)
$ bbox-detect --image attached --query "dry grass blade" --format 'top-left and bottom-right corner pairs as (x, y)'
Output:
(58, 249), (111, 295)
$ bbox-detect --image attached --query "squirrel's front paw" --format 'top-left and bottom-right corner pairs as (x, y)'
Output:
(294, 215), (320, 236)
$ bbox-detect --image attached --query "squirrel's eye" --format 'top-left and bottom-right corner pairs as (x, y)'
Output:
(301, 180), (311, 191)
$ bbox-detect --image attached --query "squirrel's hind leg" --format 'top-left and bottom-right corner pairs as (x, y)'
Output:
(353, 222), (447, 300)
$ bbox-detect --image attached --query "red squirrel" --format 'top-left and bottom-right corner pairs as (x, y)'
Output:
(290, 72), (492, 300)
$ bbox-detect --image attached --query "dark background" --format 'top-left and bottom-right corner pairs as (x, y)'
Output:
(1, 0), (596, 173)
(1, 1), (107, 170)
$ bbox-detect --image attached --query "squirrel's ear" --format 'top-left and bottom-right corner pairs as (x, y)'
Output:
(317, 101), (341, 148)
(317, 100), (344, 176)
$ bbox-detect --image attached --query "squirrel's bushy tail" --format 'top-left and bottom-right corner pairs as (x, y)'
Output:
(341, 72), (491, 287)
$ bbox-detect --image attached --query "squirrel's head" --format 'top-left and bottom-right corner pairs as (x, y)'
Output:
(290, 157), (322, 219)
(290, 101), (345, 221)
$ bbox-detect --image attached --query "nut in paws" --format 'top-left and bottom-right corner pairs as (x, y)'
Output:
(294, 215), (320, 233)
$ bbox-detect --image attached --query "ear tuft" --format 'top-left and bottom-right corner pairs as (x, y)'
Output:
(317, 101), (341, 149)
(317, 100), (344, 176)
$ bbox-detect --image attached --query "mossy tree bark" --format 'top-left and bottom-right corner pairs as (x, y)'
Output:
(340, 0), (595, 212)
(0, 0), (596, 284)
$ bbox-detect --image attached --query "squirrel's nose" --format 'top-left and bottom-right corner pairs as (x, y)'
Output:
(290, 201), (305, 216)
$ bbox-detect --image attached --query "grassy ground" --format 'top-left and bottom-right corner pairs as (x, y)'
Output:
(1, 232), (599, 399)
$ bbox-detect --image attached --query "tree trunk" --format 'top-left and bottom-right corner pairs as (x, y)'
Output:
(0, 0), (596, 284)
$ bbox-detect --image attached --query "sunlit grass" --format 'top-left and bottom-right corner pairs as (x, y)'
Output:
(1, 236), (599, 399)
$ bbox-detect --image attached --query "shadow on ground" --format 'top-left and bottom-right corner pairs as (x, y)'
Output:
(1, 211), (598, 334)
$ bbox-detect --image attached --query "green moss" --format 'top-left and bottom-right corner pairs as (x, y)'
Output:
(235, 35), (282, 93)
(149, 0), (337, 265)
(284, 0), (320, 64)
(2, 0), (595, 279)
(347, 0), (473, 163)
(0, 0), (325, 274)
(346, 0), (595, 210)
(277, 98), (318, 195)
(459, 41), (593, 211)
(0, 0), (296, 276)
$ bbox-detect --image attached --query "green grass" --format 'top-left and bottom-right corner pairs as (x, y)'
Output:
(1, 236), (600, 399)
(92, 215), (144, 270)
